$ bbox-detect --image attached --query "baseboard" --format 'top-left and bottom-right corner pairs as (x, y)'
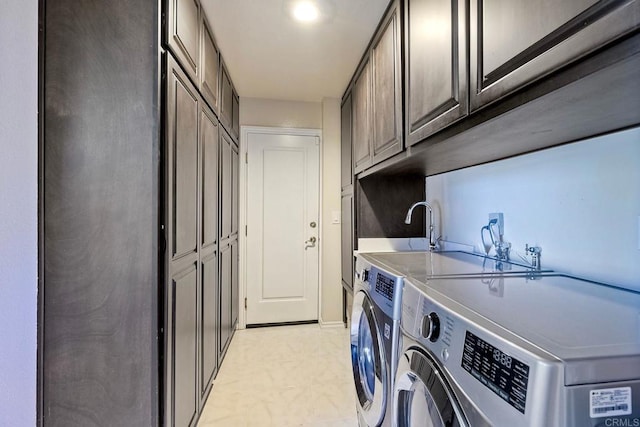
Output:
(319, 320), (345, 328)
(246, 320), (318, 329)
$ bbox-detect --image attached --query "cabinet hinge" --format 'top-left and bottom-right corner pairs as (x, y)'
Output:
(245, 225), (247, 236)
(244, 298), (247, 309)
(245, 152), (248, 164)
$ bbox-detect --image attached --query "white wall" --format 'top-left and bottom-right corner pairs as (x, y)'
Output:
(240, 97), (322, 129)
(239, 97), (344, 323)
(426, 127), (640, 290)
(0, 0), (38, 424)
(320, 98), (343, 323)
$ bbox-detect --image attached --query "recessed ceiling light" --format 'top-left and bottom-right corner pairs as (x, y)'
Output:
(292, 1), (319, 22)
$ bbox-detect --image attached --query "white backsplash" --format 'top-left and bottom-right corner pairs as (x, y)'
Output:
(425, 127), (640, 291)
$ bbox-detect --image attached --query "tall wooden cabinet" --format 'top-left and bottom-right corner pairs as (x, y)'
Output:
(164, 1), (241, 425)
(41, 0), (161, 425)
(165, 55), (202, 427)
(40, 0), (241, 425)
(198, 94), (220, 408)
(340, 94), (355, 293)
(218, 127), (239, 359)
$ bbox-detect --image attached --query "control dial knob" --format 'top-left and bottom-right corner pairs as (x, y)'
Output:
(421, 312), (440, 342)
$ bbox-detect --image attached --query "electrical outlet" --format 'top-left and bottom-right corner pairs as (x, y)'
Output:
(489, 213), (504, 236)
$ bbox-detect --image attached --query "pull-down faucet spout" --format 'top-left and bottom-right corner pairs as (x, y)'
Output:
(405, 201), (437, 251)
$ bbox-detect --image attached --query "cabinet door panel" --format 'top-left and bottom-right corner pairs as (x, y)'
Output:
(219, 244), (232, 356)
(200, 18), (219, 111)
(172, 264), (198, 427)
(482, 0), (597, 76)
(231, 239), (239, 329)
(231, 144), (239, 236)
(201, 107), (218, 248)
(168, 63), (199, 259)
(406, 0), (468, 145)
(167, 0), (200, 82)
(341, 194), (354, 291)
(471, 0), (640, 110)
(372, 5), (402, 162)
(220, 129), (232, 240)
(340, 94), (353, 189)
(352, 60), (371, 174)
(200, 252), (217, 396)
(232, 91), (240, 137)
(219, 62), (233, 130)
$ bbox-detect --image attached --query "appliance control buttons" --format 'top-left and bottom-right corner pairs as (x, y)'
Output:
(441, 348), (449, 362)
(421, 312), (440, 342)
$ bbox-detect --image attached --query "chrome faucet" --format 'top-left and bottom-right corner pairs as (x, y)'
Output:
(405, 201), (438, 251)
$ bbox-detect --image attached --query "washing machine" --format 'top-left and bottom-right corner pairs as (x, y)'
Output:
(350, 251), (547, 426)
(394, 274), (640, 427)
(351, 254), (404, 427)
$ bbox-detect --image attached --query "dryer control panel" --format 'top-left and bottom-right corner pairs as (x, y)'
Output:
(461, 330), (530, 414)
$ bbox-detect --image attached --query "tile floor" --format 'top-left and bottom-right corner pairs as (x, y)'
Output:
(197, 324), (358, 427)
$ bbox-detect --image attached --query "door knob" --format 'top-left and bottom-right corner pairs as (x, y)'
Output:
(304, 236), (317, 249)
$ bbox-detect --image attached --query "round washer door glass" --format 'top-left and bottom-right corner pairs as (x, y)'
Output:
(358, 311), (376, 400)
(350, 290), (387, 426)
(394, 348), (466, 427)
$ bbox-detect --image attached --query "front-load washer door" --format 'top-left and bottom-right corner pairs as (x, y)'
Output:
(351, 290), (387, 426)
(394, 347), (467, 427)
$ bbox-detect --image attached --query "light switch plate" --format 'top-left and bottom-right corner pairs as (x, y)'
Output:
(332, 211), (341, 224)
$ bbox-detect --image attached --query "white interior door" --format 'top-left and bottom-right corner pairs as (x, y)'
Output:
(246, 129), (320, 325)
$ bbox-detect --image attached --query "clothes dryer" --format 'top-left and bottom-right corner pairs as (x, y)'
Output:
(394, 274), (640, 427)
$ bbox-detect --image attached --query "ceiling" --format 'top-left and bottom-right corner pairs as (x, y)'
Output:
(201, 0), (391, 102)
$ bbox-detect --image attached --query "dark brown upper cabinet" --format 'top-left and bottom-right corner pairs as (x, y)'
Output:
(470, 0), (640, 111)
(232, 90), (240, 138)
(340, 93), (353, 190)
(405, 0), (468, 145)
(352, 58), (372, 174)
(219, 59), (234, 134)
(167, 0), (201, 84)
(371, 0), (403, 162)
(200, 11), (220, 113)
